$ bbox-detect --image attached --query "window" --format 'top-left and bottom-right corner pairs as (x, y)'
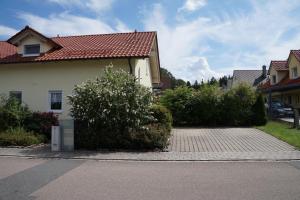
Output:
(49, 91), (62, 111)
(9, 91), (22, 103)
(272, 75), (276, 84)
(24, 44), (40, 56)
(292, 67), (298, 78)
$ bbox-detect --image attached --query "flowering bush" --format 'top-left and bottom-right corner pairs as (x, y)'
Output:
(69, 69), (171, 150)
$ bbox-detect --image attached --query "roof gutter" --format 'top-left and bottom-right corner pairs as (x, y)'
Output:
(261, 83), (300, 93)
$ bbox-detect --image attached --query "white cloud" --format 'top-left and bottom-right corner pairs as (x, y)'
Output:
(179, 0), (207, 12)
(206, 0), (300, 67)
(179, 57), (223, 81)
(48, 0), (115, 13)
(142, 4), (219, 81)
(18, 12), (129, 36)
(143, 1), (300, 81)
(0, 25), (17, 37)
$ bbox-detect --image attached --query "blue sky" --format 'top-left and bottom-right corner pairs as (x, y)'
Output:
(1, 0), (300, 82)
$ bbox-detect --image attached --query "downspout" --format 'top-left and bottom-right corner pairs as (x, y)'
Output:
(128, 58), (133, 74)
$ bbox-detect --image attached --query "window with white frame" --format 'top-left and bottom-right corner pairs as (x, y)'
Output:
(272, 75), (276, 84)
(292, 67), (298, 78)
(49, 91), (62, 111)
(9, 91), (22, 103)
(24, 44), (40, 56)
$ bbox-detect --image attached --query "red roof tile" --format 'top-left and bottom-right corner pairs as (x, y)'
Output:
(0, 30), (156, 64)
(270, 60), (288, 71)
(259, 75), (300, 90)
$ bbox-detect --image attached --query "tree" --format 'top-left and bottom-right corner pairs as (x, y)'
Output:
(192, 80), (200, 89)
(186, 81), (191, 87)
(219, 75), (229, 87)
(160, 68), (186, 89)
(209, 77), (218, 85)
(251, 93), (267, 125)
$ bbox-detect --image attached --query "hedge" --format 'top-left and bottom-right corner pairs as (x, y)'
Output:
(160, 84), (267, 126)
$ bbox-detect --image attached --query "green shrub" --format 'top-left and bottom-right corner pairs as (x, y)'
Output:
(0, 96), (31, 131)
(149, 104), (172, 131)
(160, 83), (261, 126)
(187, 85), (221, 126)
(160, 86), (193, 125)
(70, 69), (170, 150)
(24, 112), (59, 140)
(0, 127), (46, 146)
(251, 93), (267, 126)
(220, 84), (256, 126)
(130, 123), (171, 150)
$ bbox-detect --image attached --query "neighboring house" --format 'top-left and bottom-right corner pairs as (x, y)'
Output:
(229, 65), (267, 89)
(260, 50), (300, 108)
(0, 26), (161, 119)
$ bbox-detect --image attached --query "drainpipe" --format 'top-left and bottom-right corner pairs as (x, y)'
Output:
(128, 58), (133, 74)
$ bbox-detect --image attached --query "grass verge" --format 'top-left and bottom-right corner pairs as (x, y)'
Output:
(256, 121), (300, 149)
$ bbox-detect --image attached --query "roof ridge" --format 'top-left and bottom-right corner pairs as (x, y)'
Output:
(233, 69), (262, 71)
(51, 31), (156, 39)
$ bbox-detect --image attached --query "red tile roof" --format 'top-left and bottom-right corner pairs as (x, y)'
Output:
(270, 60), (288, 71)
(0, 29), (156, 64)
(260, 75), (300, 90)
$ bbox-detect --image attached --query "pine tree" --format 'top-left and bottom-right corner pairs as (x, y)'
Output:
(251, 94), (267, 125)
(186, 81), (191, 87)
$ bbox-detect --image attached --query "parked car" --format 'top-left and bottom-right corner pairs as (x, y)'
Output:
(270, 101), (294, 118)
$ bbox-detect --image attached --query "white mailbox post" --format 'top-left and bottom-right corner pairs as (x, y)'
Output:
(51, 126), (61, 151)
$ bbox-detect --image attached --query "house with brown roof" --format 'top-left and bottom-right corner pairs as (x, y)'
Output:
(260, 50), (300, 108)
(228, 65), (267, 89)
(0, 26), (161, 119)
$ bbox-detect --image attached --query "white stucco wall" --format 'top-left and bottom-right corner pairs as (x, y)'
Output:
(0, 58), (152, 119)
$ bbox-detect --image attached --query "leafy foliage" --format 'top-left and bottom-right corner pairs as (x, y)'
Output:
(160, 83), (263, 126)
(0, 127), (46, 146)
(149, 104), (172, 131)
(0, 95), (58, 142)
(251, 93), (267, 126)
(160, 86), (193, 125)
(69, 69), (171, 150)
(24, 112), (59, 140)
(0, 96), (31, 131)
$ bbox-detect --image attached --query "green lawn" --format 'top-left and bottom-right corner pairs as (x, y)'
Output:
(256, 121), (300, 149)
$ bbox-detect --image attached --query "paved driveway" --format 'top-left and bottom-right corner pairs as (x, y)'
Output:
(168, 128), (295, 152)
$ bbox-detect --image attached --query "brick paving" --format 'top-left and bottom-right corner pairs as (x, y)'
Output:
(1, 128), (300, 161)
(168, 128), (295, 152)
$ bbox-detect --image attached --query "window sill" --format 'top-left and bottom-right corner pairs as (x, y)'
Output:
(22, 54), (40, 57)
(48, 110), (63, 114)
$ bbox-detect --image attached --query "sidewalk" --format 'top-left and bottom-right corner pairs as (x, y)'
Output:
(1, 145), (300, 161)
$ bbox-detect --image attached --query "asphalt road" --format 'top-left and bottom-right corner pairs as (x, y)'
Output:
(0, 157), (300, 200)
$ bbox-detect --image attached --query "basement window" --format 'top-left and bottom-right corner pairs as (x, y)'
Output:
(24, 44), (40, 56)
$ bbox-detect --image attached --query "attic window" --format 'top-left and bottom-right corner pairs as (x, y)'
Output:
(24, 44), (40, 56)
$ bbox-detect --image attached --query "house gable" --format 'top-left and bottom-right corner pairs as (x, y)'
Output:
(7, 26), (61, 57)
(287, 51), (300, 80)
